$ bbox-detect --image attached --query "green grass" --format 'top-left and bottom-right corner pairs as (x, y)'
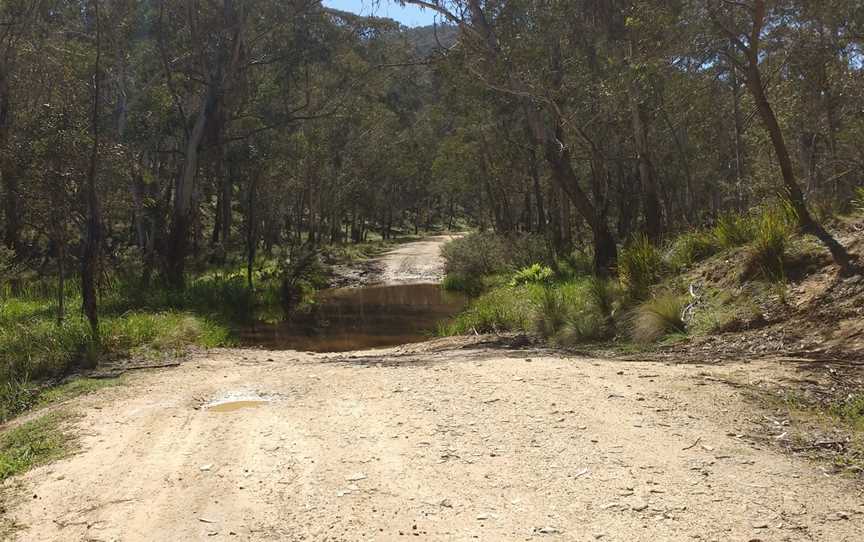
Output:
(0, 411), (76, 480)
(746, 206), (794, 282)
(0, 287), (233, 422)
(439, 278), (619, 345)
(438, 284), (541, 335)
(618, 235), (667, 300)
(832, 394), (864, 431)
(666, 231), (719, 270)
(712, 212), (756, 249)
(35, 377), (121, 407)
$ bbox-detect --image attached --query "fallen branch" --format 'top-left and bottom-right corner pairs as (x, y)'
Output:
(682, 437), (702, 450)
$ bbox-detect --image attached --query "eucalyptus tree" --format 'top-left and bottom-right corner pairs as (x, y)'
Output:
(706, 0), (855, 272)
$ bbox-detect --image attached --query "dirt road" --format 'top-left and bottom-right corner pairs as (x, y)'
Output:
(375, 235), (458, 285)
(331, 235), (459, 287)
(3, 237), (863, 541)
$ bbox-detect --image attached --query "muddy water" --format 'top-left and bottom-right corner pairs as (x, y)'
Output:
(238, 283), (466, 353)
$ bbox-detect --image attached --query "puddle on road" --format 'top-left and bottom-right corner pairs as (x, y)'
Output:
(205, 391), (273, 413)
(238, 283), (466, 353)
(208, 400), (267, 413)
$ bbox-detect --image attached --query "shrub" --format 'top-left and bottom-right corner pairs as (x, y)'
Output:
(441, 233), (509, 277)
(666, 231), (719, 270)
(712, 213), (755, 249)
(510, 263), (554, 287)
(618, 235), (667, 300)
(746, 207), (793, 282)
(554, 250), (594, 281)
(853, 187), (864, 215)
(533, 287), (569, 337)
(535, 279), (618, 345)
(441, 273), (483, 294)
(629, 293), (687, 343)
(441, 233), (552, 279)
(586, 276), (617, 321)
(440, 285), (539, 335)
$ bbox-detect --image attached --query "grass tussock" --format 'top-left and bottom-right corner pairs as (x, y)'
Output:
(666, 231), (719, 270)
(0, 411), (77, 481)
(438, 284), (539, 335)
(852, 187), (864, 216)
(711, 213), (756, 249)
(745, 207), (795, 282)
(618, 235), (667, 300)
(440, 278), (619, 345)
(629, 293), (687, 343)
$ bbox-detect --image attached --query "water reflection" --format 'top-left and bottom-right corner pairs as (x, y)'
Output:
(238, 283), (465, 352)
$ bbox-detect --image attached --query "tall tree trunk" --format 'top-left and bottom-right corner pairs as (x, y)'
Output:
(729, 43), (747, 210)
(246, 173), (258, 291)
(529, 148), (546, 233)
(741, 33), (853, 272)
(0, 64), (21, 256)
(81, 0), (102, 345)
(540, 125), (617, 276)
(56, 240), (65, 326)
(628, 82), (662, 242)
(166, 87), (212, 287)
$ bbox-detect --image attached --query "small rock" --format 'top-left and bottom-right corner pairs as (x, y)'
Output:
(346, 473), (367, 482)
(199, 464), (213, 472)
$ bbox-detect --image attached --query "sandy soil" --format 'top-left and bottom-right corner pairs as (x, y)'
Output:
(3, 237), (863, 541)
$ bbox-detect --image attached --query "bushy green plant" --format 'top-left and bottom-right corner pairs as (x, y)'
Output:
(0, 374), (37, 422)
(586, 276), (617, 321)
(533, 287), (569, 337)
(531, 279), (618, 345)
(711, 213), (756, 249)
(510, 263), (554, 287)
(853, 187), (864, 215)
(441, 233), (552, 279)
(441, 233), (510, 277)
(629, 293), (687, 343)
(832, 394), (864, 430)
(747, 206), (793, 282)
(440, 284), (539, 334)
(441, 273), (483, 294)
(618, 235), (667, 300)
(666, 231), (719, 270)
(553, 250), (594, 282)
